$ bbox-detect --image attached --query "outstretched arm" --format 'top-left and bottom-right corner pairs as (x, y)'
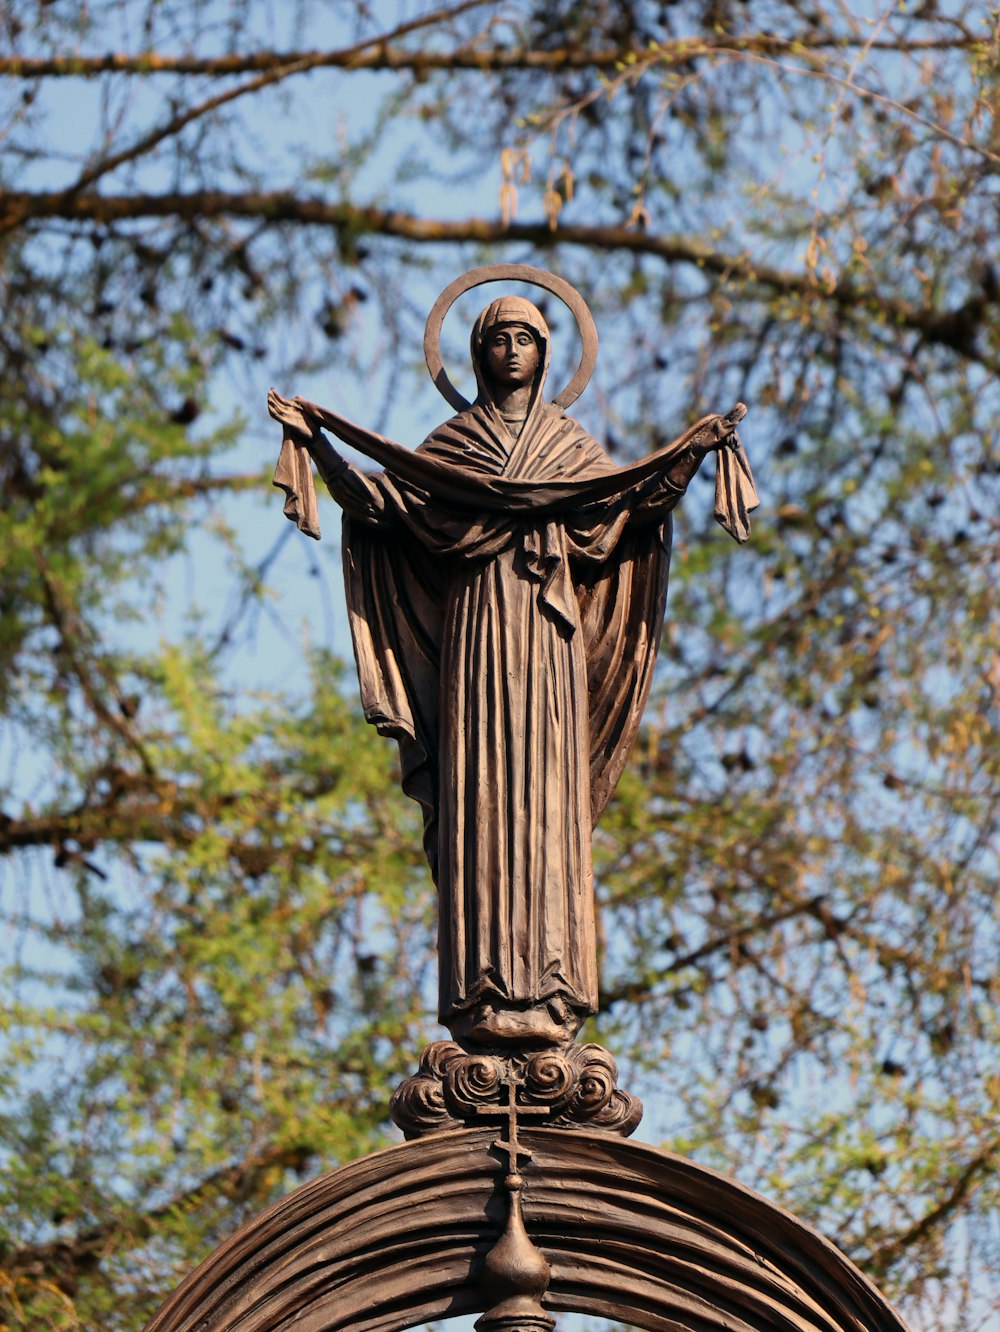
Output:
(627, 403), (749, 523)
(267, 389), (388, 526)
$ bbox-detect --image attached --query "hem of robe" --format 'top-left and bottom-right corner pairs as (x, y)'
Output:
(443, 974), (597, 1019)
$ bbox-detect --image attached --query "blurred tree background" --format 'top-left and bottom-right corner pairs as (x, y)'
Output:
(0, 1), (997, 1327)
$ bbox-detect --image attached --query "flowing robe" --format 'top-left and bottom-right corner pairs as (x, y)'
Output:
(319, 397), (689, 1031)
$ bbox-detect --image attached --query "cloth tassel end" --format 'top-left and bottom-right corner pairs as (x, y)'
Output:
(273, 431), (321, 540)
(713, 438), (759, 544)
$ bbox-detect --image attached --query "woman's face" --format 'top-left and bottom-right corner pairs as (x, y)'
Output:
(483, 324), (541, 390)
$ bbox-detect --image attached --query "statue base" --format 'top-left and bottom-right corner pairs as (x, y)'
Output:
(389, 1040), (643, 1139)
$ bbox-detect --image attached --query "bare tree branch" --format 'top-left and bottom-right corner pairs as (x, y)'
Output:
(866, 1136), (1000, 1278)
(0, 33), (982, 80)
(0, 770), (352, 863)
(0, 191), (993, 363)
(0, 1144), (315, 1287)
(66, 0), (496, 196)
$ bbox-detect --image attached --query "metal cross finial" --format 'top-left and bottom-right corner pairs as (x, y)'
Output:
(473, 1070), (555, 1332)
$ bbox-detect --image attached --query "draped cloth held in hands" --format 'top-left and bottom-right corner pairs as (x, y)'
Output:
(273, 432), (321, 539)
(271, 395), (758, 541)
(713, 435), (759, 544)
(268, 371), (757, 1036)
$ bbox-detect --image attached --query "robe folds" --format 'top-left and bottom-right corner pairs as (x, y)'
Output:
(269, 279), (757, 1042)
(303, 393), (693, 1031)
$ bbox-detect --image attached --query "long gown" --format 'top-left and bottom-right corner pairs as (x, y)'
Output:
(316, 395), (683, 1040)
(270, 334), (755, 1044)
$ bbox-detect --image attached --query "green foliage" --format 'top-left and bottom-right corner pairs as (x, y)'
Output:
(1, 0), (998, 1328)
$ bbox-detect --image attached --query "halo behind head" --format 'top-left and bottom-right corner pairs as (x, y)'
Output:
(424, 264), (598, 413)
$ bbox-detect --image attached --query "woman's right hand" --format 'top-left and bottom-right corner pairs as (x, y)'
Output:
(267, 388), (316, 440)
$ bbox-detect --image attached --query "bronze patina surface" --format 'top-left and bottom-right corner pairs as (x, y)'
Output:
(144, 1127), (908, 1332)
(268, 264), (757, 1055)
(142, 266), (911, 1332)
(262, 267), (763, 1332)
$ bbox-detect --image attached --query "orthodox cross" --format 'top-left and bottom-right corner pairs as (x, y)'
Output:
(475, 1069), (551, 1181)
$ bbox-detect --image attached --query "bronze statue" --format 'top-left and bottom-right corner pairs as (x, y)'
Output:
(268, 265), (756, 1053)
(148, 283), (901, 1332)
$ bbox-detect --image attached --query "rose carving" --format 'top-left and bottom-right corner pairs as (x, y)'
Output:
(389, 1074), (458, 1139)
(567, 1045), (618, 1119)
(419, 1040), (466, 1080)
(524, 1051), (576, 1108)
(444, 1054), (503, 1115)
(586, 1088), (644, 1135)
(392, 1040), (642, 1138)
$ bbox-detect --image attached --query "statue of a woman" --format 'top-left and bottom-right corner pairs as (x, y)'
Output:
(268, 271), (756, 1050)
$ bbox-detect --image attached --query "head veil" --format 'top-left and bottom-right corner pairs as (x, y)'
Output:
(470, 296), (551, 416)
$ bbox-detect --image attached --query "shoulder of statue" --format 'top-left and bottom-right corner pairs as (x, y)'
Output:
(417, 403), (490, 451)
(541, 404), (607, 451)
